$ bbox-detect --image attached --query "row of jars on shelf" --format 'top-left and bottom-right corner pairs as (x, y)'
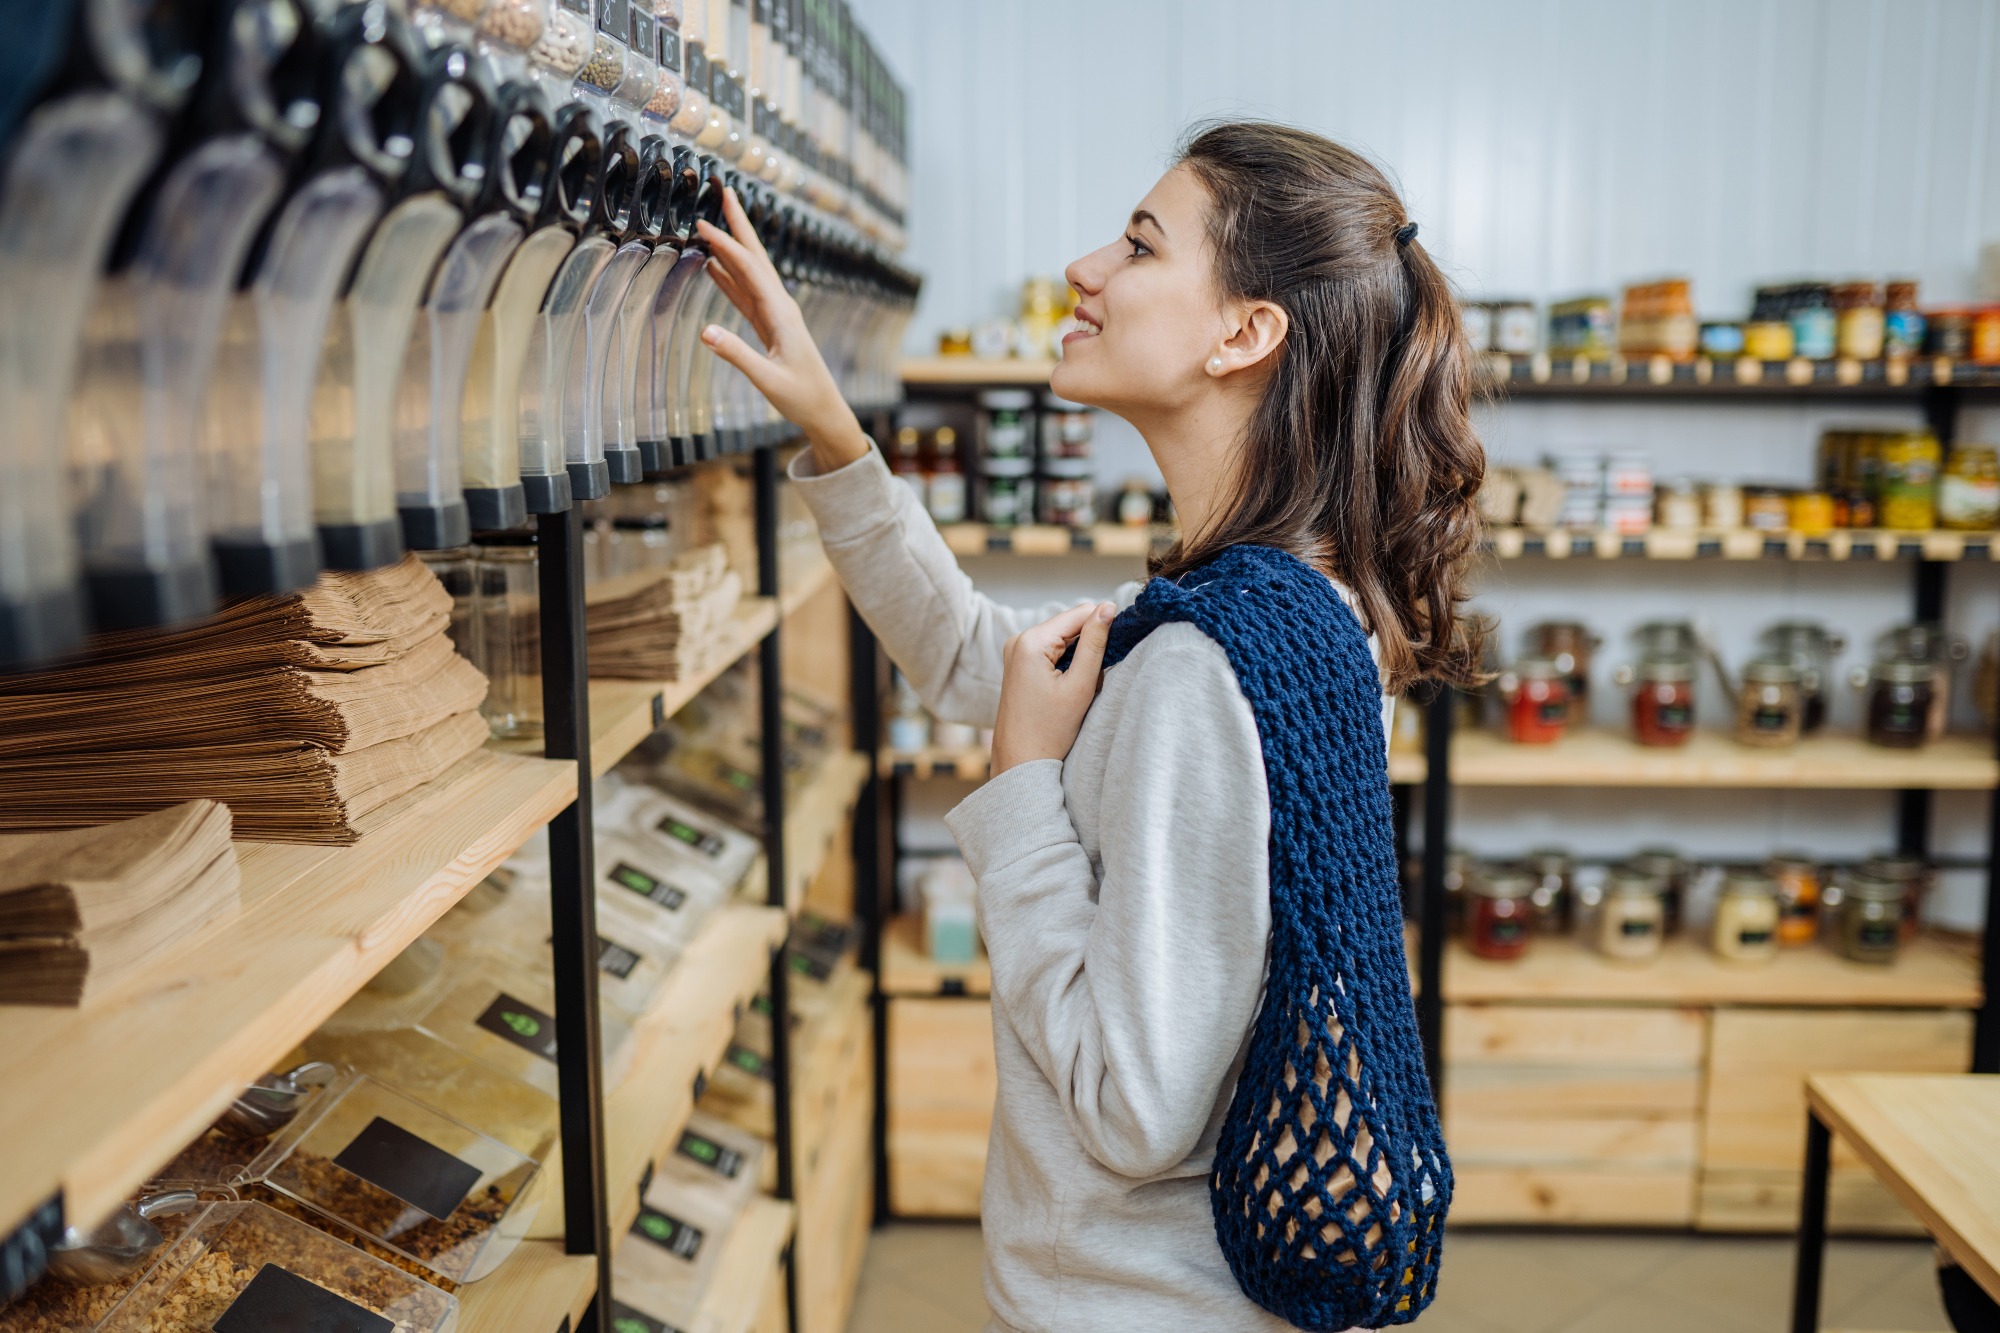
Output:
(1489, 617), (1982, 749)
(1, 0), (915, 674)
(1442, 847), (1926, 967)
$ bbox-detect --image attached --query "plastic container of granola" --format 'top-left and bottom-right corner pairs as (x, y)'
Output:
(226, 1069), (542, 1285)
(97, 1200), (459, 1331)
(411, 951), (638, 1098)
(2, 1194), (210, 1333)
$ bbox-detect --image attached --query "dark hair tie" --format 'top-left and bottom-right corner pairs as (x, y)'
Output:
(1394, 221), (1418, 247)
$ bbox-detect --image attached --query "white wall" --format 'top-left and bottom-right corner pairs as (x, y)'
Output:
(857, 0), (2000, 930)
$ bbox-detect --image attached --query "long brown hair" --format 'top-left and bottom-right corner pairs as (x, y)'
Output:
(1164, 121), (1485, 692)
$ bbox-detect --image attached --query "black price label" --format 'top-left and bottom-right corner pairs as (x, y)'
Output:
(724, 73), (748, 118)
(598, 0), (630, 39)
(599, 937), (644, 980)
(630, 1206), (705, 1261)
(788, 949), (832, 981)
(725, 1043), (773, 1080)
(475, 992), (560, 1062)
(656, 813), (725, 856)
(215, 1265), (392, 1333)
(331, 1117), (482, 1222)
(609, 1302), (684, 1333)
(609, 860), (688, 911)
(686, 42), (709, 93)
(630, 7), (655, 58)
(658, 25), (681, 72)
(676, 1129), (744, 1178)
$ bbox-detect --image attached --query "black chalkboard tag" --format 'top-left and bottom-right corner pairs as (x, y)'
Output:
(630, 1206), (705, 1261)
(332, 1117), (482, 1222)
(608, 860), (688, 911)
(475, 992), (560, 1062)
(609, 1299), (684, 1333)
(214, 1264), (393, 1333)
(676, 1128), (744, 1178)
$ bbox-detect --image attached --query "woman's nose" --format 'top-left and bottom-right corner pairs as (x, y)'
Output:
(1065, 249), (1106, 297)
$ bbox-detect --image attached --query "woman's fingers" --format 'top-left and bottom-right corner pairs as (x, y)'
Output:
(721, 185), (772, 263)
(696, 218), (786, 313)
(1028, 603), (1102, 663)
(1065, 603), (1116, 677)
(700, 323), (780, 396)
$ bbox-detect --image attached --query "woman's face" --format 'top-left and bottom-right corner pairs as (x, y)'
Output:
(1050, 165), (1226, 417)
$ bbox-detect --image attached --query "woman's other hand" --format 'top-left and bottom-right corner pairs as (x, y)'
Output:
(991, 601), (1117, 775)
(696, 187), (872, 471)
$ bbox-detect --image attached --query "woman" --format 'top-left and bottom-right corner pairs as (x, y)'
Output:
(698, 122), (1483, 1331)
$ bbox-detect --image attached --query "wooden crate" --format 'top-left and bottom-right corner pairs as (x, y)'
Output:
(887, 997), (995, 1217)
(1442, 1004), (1706, 1226)
(1695, 1007), (1972, 1234)
(795, 995), (874, 1333)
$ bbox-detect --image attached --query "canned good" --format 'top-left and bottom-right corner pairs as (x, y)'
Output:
(977, 389), (1035, 463)
(1744, 321), (1795, 361)
(1878, 432), (1941, 530)
(1836, 872), (1904, 964)
(1789, 490), (1836, 536)
(1743, 487), (1790, 531)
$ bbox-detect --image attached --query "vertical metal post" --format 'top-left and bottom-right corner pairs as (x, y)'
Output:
(1418, 685), (1453, 1095)
(752, 446), (799, 1330)
(536, 507), (610, 1323)
(1790, 1111), (1832, 1333)
(848, 609), (894, 1224)
(1900, 561), (1948, 858)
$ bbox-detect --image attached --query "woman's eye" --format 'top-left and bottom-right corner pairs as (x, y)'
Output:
(1125, 234), (1150, 259)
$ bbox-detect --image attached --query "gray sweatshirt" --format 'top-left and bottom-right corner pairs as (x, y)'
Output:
(792, 446), (1391, 1332)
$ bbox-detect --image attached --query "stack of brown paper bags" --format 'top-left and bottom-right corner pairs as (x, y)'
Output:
(0, 800), (240, 1006)
(0, 556), (490, 843)
(585, 544), (745, 682)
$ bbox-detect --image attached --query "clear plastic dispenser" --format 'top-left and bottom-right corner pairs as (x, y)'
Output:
(202, 0), (382, 598)
(559, 118), (657, 487)
(0, 91), (160, 667)
(632, 146), (703, 473)
(523, 119), (635, 502)
(97, 1200), (459, 1333)
(395, 62), (529, 541)
(674, 157), (733, 458)
(585, 130), (674, 484)
(484, 100), (599, 516)
(384, 43), (496, 553)
(661, 155), (725, 460)
(451, 80), (550, 531)
(305, 7), (430, 570)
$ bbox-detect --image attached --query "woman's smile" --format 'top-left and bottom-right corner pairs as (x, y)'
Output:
(1063, 306), (1102, 346)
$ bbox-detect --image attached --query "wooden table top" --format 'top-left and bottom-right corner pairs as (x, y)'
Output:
(1807, 1074), (2000, 1302)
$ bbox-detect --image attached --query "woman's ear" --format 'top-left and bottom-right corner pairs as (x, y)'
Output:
(1212, 299), (1289, 377)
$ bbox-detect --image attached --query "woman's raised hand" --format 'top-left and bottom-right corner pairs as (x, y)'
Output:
(696, 187), (872, 471)
(990, 601), (1117, 775)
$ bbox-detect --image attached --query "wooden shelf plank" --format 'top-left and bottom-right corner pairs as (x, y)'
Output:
(783, 750), (872, 914)
(690, 1196), (795, 1333)
(1445, 935), (1981, 1008)
(1484, 526), (1999, 562)
(1450, 727), (1999, 790)
(901, 357), (1058, 386)
(458, 1240), (596, 1333)
(880, 913), (990, 998)
(0, 747), (577, 1237)
(1478, 353), (2000, 396)
(879, 742), (1426, 786)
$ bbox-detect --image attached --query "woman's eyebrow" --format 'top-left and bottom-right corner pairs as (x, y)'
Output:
(1128, 209), (1166, 238)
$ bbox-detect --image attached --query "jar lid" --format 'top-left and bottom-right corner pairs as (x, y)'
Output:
(1605, 868), (1663, 898)
(1872, 658), (1937, 684)
(1636, 654), (1697, 683)
(1861, 853), (1927, 883)
(1719, 870), (1777, 898)
(1843, 872), (1906, 903)
(1767, 852), (1815, 871)
(1763, 620), (1832, 646)
(1742, 657), (1801, 684)
(1471, 867), (1534, 898)
(1631, 848), (1685, 876)
(1510, 655), (1563, 680)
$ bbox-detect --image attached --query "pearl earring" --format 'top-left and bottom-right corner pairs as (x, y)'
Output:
(1208, 356), (1223, 372)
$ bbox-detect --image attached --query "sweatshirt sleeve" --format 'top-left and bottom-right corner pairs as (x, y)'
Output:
(789, 445), (1137, 728)
(942, 625), (1272, 1180)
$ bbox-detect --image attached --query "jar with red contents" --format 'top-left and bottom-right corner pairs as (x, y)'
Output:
(1619, 653), (1698, 746)
(1499, 656), (1571, 744)
(1468, 866), (1536, 961)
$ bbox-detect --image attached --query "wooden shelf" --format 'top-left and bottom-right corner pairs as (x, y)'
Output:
(458, 1240), (597, 1333)
(901, 357), (1059, 386)
(880, 742), (1427, 787)
(880, 913), (990, 998)
(937, 522), (1159, 558)
(1480, 351), (2000, 397)
(1445, 935), (1981, 1008)
(690, 1195), (795, 1333)
(782, 750), (872, 913)
(1450, 727), (1999, 789)
(0, 747), (577, 1238)
(1485, 526), (2000, 563)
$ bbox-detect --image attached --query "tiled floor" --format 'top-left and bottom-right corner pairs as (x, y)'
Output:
(845, 1223), (1954, 1332)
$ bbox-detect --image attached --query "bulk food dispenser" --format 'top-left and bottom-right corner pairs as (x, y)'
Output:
(0, 7), (167, 665)
(607, 142), (696, 478)
(662, 155), (728, 460)
(308, 17), (480, 567)
(631, 146), (704, 472)
(201, 0), (388, 597)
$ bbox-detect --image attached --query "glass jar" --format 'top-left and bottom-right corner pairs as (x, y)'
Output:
(1468, 866), (1535, 961)
(416, 547), (479, 666)
(1625, 654), (1697, 747)
(1757, 621), (1844, 734)
(1861, 853), (1930, 940)
(1874, 624), (1965, 740)
(1734, 657), (1803, 748)
(1885, 281), (1926, 357)
(578, 1), (630, 92)
(1832, 281), (1885, 361)
(1656, 478), (1702, 530)
(1523, 847), (1572, 934)
(615, 5), (662, 105)
(1703, 481), (1744, 529)
(1837, 872), (1905, 964)
(1879, 431), (1942, 531)
(1938, 444), (2000, 530)
(1632, 619), (1699, 661)
(646, 20), (684, 119)
(1743, 486), (1790, 531)
(1500, 656), (1571, 744)
(1523, 621), (1597, 724)
(1857, 658), (1934, 749)
(1712, 869), (1780, 963)
(1629, 848), (1688, 937)
(476, 534), (542, 740)
(530, 0), (594, 75)
(1597, 868), (1665, 961)
(1768, 853), (1821, 947)
(478, 0), (548, 48)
